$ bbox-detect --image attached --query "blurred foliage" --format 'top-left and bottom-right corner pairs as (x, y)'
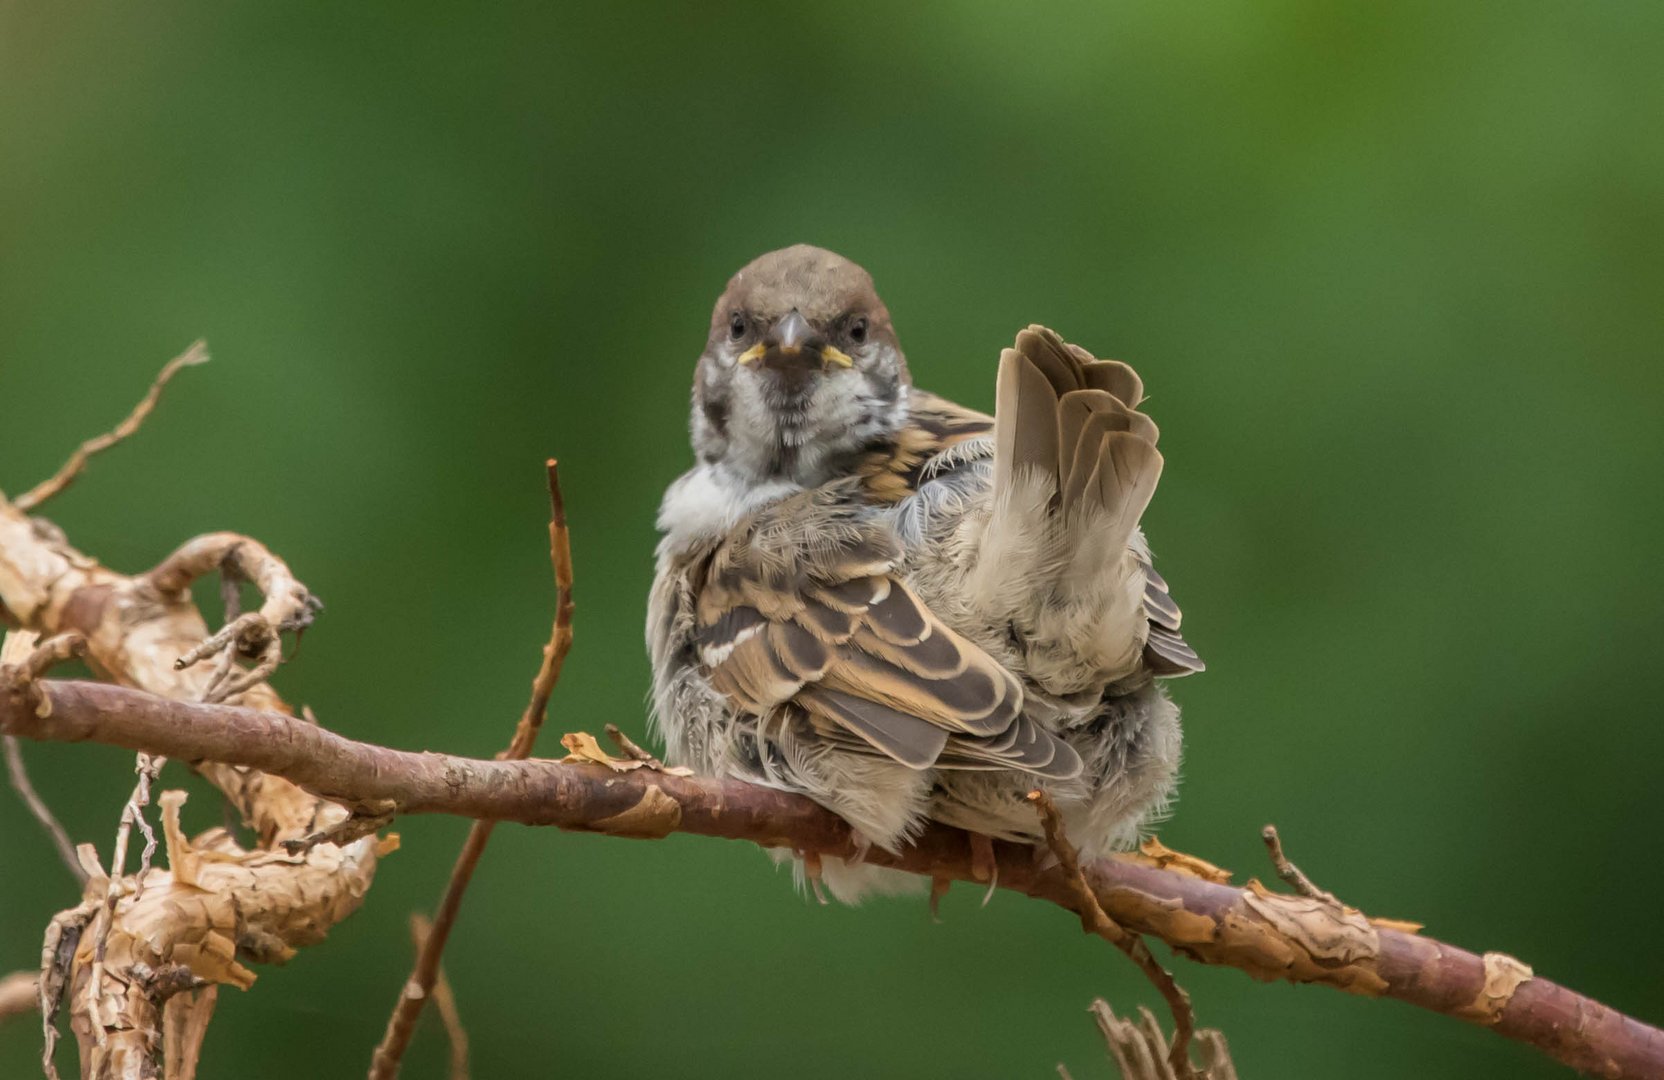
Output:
(2, 3), (1661, 1077)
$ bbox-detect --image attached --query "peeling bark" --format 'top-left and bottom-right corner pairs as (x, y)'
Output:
(0, 492), (381, 1079)
(3, 676), (1661, 1080)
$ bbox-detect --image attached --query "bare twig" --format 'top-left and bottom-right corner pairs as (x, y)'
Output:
(410, 915), (470, 1080)
(368, 459), (573, 1080)
(83, 751), (165, 1053)
(279, 802), (397, 857)
(1260, 824), (1340, 906)
(1, 630), (87, 683)
(1090, 1001), (1239, 1080)
(604, 722), (663, 769)
(3, 738), (86, 882)
(1030, 791), (1200, 1080)
(13, 342), (209, 512)
(2, 631), (88, 884)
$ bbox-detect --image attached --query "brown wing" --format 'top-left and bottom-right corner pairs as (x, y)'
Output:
(855, 391), (992, 504)
(695, 483), (1080, 777)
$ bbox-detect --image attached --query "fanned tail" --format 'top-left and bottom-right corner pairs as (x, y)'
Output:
(979, 326), (1198, 692)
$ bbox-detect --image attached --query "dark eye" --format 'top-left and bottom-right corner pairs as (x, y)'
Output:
(728, 313), (746, 341)
(848, 317), (868, 344)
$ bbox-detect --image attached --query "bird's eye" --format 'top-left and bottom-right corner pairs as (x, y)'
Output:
(728, 313), (747, 341)
(848, 317), (868, 344)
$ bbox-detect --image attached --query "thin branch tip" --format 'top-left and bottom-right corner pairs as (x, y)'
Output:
(370, 462), (576, 1079)
(14, 342), (211, 512)
(1030, 790), (1200, 1080)
(1260, 823), (1340, 905)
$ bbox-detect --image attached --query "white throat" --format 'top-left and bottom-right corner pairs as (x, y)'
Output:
(655, 465), (803, 554)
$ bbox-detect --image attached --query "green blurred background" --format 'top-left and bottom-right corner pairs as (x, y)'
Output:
(3, 2), (1662, 1077)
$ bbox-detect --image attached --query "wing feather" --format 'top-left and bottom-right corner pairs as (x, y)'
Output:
(694, 483), (1079, 778)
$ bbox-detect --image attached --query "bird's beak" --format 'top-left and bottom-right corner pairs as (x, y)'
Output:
(770, 309), (813, 356)
(737, 309), (855, 371)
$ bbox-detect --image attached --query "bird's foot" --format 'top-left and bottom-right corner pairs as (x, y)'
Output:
(799, 849), (830, 906)
(928, 876), (951, 922)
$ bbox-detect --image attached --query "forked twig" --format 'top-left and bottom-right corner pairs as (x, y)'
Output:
(83, 752), (165, 1051)
(1089, 1000), (1238, 1080)
(604, 722), (664, 770)
(4, 738), (86, 884)
(410, 915), (470, 1080)
(369, 459), (574, 1080)
(13, 342), (210, 512)
(1261, 824), (1340, 906)
(1029, 791), (1201, 1080)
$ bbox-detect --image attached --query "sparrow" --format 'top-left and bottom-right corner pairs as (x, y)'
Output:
(648, 245), (1201, 901)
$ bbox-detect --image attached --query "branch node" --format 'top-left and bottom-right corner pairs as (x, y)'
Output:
(1260, 824), (1340, 906)
(279, 802), (398, 856)
(604, 722), (665, 770)
(13, 341), (210, 513)
(1030, 791), (1201, 1080)
(370, 459), (575, 1080)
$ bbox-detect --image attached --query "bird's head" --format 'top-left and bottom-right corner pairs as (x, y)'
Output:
(691, 245), (910, 485)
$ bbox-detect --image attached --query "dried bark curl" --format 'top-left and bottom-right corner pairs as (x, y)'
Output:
(0, 490), (381, 1079)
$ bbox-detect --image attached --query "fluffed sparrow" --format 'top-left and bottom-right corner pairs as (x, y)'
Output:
(648, 245), (1201, 900)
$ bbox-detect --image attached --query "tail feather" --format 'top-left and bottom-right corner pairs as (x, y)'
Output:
(1078, 355), (1144, 410)
(1089, 430), (1162, 547)
(992, 345), (1062, 500)
(993, 326), (1163, 545)
(980, 326), (1172, 690)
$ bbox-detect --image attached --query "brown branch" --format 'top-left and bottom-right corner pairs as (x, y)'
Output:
(409, 915), (470, 1080)
(1, 732), (84, 882)
(1030, 790), (1199, 1080)
(4, 679), (1662, 1079)
(13, 342), (210, 513)
(368, 460), (572, 1080)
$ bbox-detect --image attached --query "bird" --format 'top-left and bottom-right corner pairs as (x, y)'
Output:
(647, 244), (1202, 901)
